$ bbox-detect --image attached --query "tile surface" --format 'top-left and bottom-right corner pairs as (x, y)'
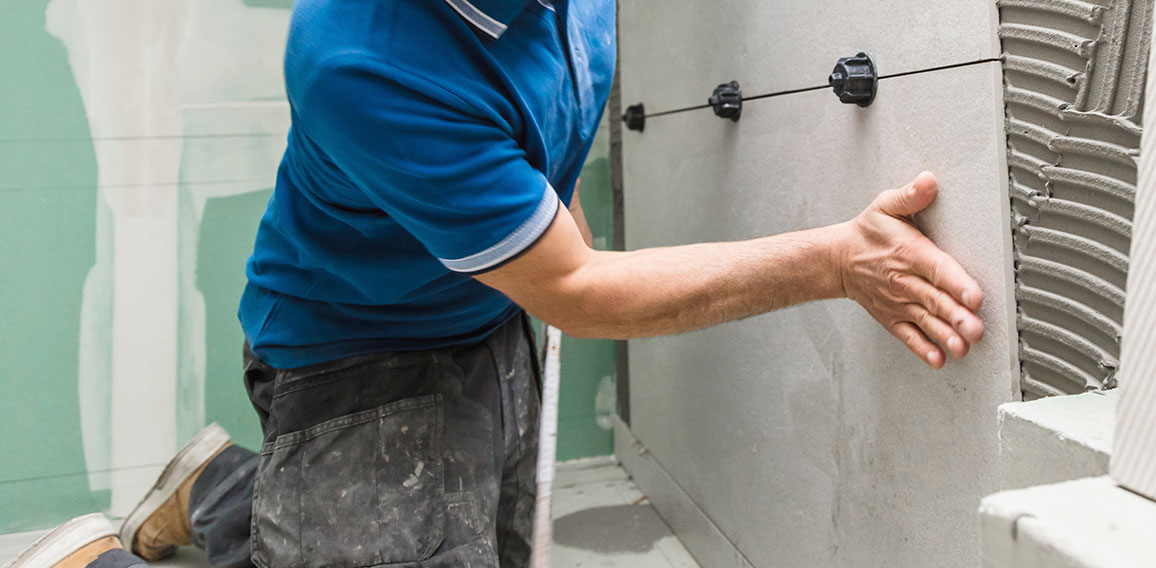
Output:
(619, 0), (1000, 114)
(621, 61), (1017, 568)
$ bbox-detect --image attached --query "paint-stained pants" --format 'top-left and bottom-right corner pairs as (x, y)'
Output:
(90, 314), (541, 568)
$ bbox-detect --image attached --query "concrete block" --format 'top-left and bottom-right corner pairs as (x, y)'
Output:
(621, 61), (1016, 568)
(998, 391), (1115, 491)
(979, 477), (1156, 568)
(619, 0), (999, 114)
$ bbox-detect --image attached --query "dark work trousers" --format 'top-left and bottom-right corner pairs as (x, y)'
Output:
(89, 314), (542, 568)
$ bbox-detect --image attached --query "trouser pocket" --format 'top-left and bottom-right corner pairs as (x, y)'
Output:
(252, 395), (446, 567)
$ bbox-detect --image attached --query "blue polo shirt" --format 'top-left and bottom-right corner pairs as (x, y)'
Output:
(239, 0), (616, 368)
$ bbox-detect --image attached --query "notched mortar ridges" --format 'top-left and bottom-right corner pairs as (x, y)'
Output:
(1016, 255), (1127, 309)
(998, 0), (1105, 25)
(999, 0), (1153, 397)
(1018, 314), (1119, 385)
(1018, 224), (1129, 275)
(1016, 194), (1132, 243)
(1006, 85), (1078, 115)
(1041, 165), (1136, 203)
(1021, 346), (1098, 396)
(1000, 24), (1098, 58)
(1017, 284), (1123, 340)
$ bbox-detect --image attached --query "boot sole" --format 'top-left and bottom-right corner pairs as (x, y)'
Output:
(118, 422), (231, 557)
(4, 513), (117, 568)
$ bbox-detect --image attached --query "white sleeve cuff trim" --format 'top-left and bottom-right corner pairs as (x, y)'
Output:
(439, 185), (559, 273)
(442, 0), (508, 39)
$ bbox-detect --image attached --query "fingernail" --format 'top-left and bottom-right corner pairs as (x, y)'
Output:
(908, 185), (917, 196)
(928, 350), (941, 367)
(947, 336), (960, 355)
(961, 291), (971, 306)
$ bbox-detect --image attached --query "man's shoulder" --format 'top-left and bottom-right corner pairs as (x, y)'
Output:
(286, 0), (487, 97)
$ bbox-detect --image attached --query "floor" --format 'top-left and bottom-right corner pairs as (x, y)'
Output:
(0, 457), (700, 568)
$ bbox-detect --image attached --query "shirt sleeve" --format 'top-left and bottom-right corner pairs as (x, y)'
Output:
(298, 57), (559, 274)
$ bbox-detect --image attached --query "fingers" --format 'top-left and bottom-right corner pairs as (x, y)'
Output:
(889, 321), (945, 369)
(897, 274), (985, 344)
(874, 171), (938, 218)
(859, 171), (986, 369)
(902, 304), (970, 360)
(907, 240), (984, 313)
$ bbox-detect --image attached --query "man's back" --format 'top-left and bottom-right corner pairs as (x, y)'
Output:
(240, 0), (616, 368)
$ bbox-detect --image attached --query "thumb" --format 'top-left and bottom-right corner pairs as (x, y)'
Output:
(874, 171), (938, 218)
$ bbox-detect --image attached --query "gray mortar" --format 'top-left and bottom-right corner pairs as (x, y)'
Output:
(998, 0), (1154, 398)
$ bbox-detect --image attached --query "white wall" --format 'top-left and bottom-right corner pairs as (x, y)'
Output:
(44, 0), (290, 516)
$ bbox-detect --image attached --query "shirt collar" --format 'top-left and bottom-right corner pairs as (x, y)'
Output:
(442, 0), (537, 39)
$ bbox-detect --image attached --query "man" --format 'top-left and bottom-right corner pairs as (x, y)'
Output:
(10, 0), (985, 566)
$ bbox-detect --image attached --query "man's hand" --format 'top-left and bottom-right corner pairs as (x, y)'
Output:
(836, 172), (985, 369)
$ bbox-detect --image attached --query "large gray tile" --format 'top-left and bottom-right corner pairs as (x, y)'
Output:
(621, 61), (1017, 568)
(619, 0), (1000, 113)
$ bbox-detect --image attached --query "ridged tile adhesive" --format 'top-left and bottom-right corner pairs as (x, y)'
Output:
(998, 0), (1154, 398)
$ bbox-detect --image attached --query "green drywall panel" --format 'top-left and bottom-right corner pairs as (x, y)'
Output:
(194, 189), (274, 452)
(0, 0), (105, 532)
(550, 317), (616, 462)
(553, 120), (618, 462)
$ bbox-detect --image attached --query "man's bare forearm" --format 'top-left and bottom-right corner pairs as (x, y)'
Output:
(479, 173), (986, 369)
(559, 224), (848, 339)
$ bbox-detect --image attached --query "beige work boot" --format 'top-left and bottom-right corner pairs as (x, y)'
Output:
(5, 513), (121, 568)
(119, 423), (231, 561)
